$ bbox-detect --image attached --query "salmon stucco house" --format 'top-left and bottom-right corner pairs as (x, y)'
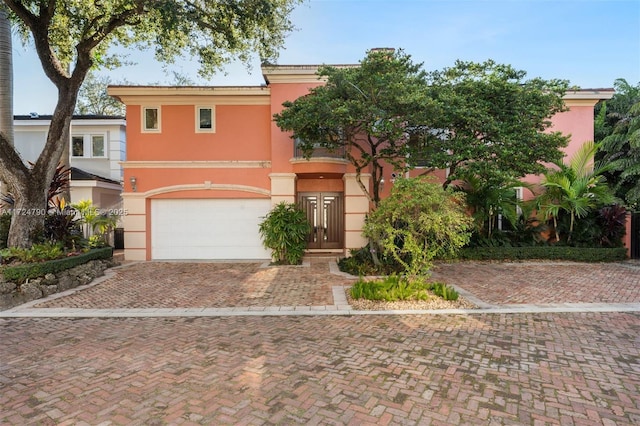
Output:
(108, 64), (613, 261)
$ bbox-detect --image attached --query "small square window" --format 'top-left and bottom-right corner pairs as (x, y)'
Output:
(72, 136), (84, 157)
(196, 106), (215, 133)
(143, 107), (160, 131)
(92, 135), (105, 157)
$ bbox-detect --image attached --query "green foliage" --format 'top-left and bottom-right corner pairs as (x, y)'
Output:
(430, 282), (459, 301)
(44, 200), (84, 250)
(274, 48), (436, 206)
(537, 141), (617, 243)
(0, 241), (64, 264)
(259, 202), (310, 265)
(457, 246), (627, 262)
(349, 275), (459, 302)
(552, 204), (627, 248)
(338, 245), (404, 276)
(599, 99), (640, 209)
(413, 60), (569, 187)
(7, 0), (301, 78)
(595, 78), (640, 143)
(72, 199), (119, 248)
(1, 247), (113, 283)
(350, 275), (430, 302)
(76, 73), (126, 116)
(456, 175), (531, 240)
(0, 212), (9, 248)
(364, 177), (472, 279)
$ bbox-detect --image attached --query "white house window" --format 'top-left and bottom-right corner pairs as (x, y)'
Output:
(196, 106), (215, 133)
(92, 135), (105, 157)
(71, 134), (107, 158)
(71, 136), (84, 157)
(143, 107), (160, 132)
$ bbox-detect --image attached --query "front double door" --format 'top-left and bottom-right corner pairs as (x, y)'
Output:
(298, 192), (344, 249)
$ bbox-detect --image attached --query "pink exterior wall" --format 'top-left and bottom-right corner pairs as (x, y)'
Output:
(269, 83), (320, 173)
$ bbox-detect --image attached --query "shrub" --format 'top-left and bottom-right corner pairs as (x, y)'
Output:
(73, 199), (120, 247)
(431, 282), (459, 301)
(259, 202), (311, 265)
(350, 275), (431, 302)
(349, 275), (460, 302)
(44, 203), (84, 250)
(1, 242), (65, 264)
(457, 246), (627, 262)
(1, 247), (113, 283)
(338, 245), (404, 276)
(364, 177), (472, 279)
(598, 205), (627, 248)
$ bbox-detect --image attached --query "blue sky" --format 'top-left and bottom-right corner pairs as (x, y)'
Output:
(11, 0), (640, 114)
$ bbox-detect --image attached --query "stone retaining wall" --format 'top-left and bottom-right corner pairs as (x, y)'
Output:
(0, 259), (118, 310)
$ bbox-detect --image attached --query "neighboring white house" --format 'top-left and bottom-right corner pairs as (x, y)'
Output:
(11, 114), (126, 210)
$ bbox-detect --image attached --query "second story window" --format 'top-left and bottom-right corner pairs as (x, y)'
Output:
(92, 135), (105, 157)
(71, 136), (84, 157)
(143, 107), (160, 132)
(71, 134), (107, 158)
(196, 106), (215, 133)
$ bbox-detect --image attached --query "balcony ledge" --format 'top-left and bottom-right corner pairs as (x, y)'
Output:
(290, 157), (350, 174)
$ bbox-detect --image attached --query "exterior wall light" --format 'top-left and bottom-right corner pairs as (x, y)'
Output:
(130, 176), (137, 192)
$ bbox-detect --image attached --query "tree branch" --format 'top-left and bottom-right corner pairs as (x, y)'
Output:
(0, 131), (29, 189)
(2, 0), (37, 29)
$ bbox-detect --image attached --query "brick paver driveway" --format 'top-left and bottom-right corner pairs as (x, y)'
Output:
(33, 258), (354, 309)
(2, 260), (640, 424)
(1, 313), (639, 425)
(432, 261), (640, 306)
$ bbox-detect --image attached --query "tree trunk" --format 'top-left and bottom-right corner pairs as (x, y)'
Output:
(2, 88), (78, 247)
(6, 175), (48, 247)
(0, 8), (14, 195)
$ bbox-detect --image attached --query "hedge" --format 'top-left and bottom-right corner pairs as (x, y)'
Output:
(1, 247), (113, 283)
(457, 246), (628, 262)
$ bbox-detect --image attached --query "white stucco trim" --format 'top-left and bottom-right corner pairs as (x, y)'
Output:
(124, 183), (271, 198)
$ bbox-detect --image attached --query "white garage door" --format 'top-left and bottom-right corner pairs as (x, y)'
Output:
(151, 199), (271, 260)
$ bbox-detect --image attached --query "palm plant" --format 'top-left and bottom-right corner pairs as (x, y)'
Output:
(458, 175), (529, 240)
(0, 7), (13, 197)
(538, 141), (617, 243)
(599, 100), (640, 209)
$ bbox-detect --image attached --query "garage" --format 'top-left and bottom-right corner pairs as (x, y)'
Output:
(151, 198), (271, 260)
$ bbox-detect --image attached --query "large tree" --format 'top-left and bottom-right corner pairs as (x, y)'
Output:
(0, 0), (301, 247)
(274, 48), (438, 206)
(75, 73), (126, 116)
(412, 60), (570, 187)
